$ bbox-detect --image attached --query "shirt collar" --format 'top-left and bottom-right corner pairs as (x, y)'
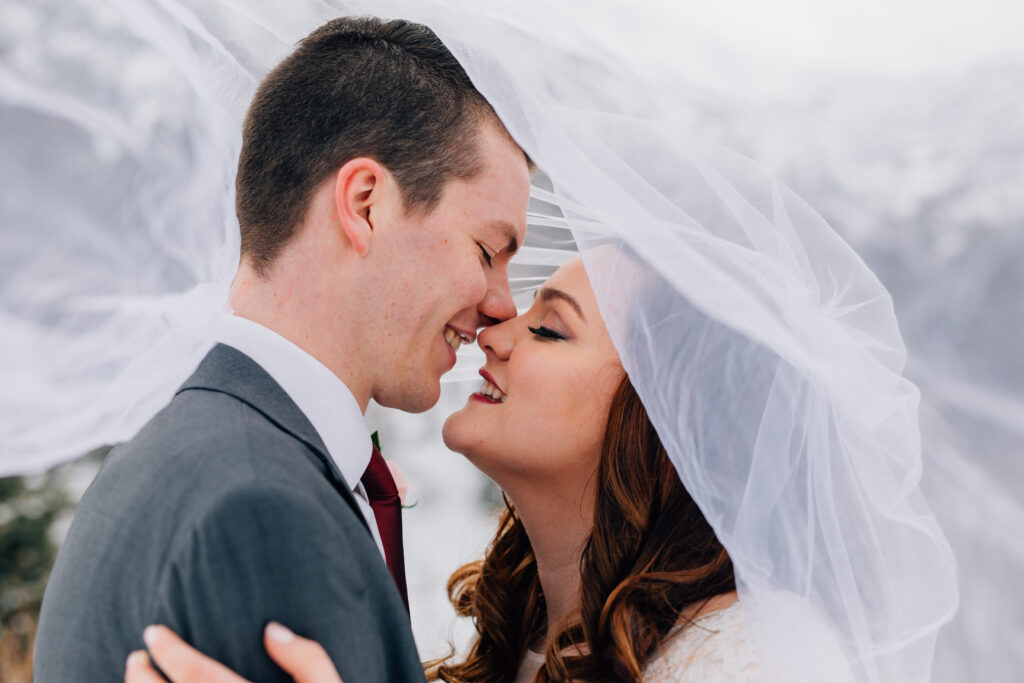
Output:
(217, 315), (371, 489)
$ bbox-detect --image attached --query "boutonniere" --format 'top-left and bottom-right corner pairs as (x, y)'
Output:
(386, 460), (411, 508)
(371, 431), (416, 509)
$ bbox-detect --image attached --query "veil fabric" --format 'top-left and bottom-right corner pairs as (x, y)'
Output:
(3, 1), (1021, 680)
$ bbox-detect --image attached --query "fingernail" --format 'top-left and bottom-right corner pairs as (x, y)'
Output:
(126, 650), (148, 668)
(266, 621), (295, 644)
(143, 625), (161, 648)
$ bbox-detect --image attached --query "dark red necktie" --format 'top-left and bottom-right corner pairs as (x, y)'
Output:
(360, 446), (409, 612)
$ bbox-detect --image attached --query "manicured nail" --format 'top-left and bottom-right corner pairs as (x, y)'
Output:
(143, 625), (161, 648)
(266, 621), (295, 644)
(126, 650), (148, 667)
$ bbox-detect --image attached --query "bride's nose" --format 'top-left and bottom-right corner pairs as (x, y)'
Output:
(477, 318), (516, 361)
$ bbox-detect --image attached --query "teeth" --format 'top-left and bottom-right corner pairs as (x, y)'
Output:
(480, 379), (507, 403)
(444, 327), (462, 352)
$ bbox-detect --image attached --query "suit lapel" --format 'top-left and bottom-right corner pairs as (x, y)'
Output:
(176, 344), (368, 531)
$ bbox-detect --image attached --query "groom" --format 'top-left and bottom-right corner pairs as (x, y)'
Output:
(34, 17), (530, 682)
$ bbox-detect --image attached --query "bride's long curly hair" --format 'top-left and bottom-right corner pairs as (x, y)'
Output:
(426, 375), (735, 682)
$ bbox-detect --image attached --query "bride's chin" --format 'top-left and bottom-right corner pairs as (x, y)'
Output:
(442, 414), (492, 465)
(441, 411), (470, 453)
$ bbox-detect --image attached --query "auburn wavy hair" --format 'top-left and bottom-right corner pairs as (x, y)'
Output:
(426, 375), (735, 682)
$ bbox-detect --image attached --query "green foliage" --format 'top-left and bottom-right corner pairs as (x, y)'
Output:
(0, 473), (71, 624)
(0, 449), (107, 680)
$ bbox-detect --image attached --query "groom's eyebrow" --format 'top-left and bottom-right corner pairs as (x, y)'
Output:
(491, 220), (519, 254)
(535, 287), (586, 321)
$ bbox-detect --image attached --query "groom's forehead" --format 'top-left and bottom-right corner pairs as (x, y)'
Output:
(460, 115), (531, 241)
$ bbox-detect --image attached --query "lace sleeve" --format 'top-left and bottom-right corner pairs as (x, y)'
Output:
(642, 603), (761, 683)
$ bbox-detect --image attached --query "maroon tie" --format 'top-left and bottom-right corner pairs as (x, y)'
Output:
(360, 446), (409, 612)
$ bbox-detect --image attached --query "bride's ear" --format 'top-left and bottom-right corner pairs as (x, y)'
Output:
(333, 158), (385, 257)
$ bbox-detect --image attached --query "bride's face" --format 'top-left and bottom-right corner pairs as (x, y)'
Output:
(443, 258), (624, 490)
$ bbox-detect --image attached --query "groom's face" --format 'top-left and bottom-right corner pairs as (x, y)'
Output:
(371, 120), (530, 412)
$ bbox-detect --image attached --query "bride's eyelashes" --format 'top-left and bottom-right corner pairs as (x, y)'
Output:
(528, 325), (566, 341)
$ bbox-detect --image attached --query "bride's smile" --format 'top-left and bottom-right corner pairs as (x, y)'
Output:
(443, 257), (624, 490)
(474, 370), (506, 403)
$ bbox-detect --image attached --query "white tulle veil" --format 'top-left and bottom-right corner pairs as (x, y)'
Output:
(4, 1), (1022, 681)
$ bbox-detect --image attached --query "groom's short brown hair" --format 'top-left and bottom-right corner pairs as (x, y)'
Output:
(236, 17), (498, 275)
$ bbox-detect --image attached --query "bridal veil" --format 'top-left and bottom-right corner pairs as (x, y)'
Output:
(3, 1), (1021, 681)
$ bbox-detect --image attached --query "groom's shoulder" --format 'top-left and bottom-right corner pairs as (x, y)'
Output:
(37, 388), (377, 682)
(123, 385), (291, 468)
(93, 386), (341, 519)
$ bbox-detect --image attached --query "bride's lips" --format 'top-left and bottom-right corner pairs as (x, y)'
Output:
(479, 369), (503, 393)
(471, 369), (506, 404)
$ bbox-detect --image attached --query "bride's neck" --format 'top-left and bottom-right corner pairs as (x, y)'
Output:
(506, 481), (594, 648)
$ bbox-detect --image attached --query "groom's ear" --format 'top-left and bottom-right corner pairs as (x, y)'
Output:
(333, 158), (385, 257)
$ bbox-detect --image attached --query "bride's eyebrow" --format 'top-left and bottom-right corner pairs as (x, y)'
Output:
(534, 287), (586, 321)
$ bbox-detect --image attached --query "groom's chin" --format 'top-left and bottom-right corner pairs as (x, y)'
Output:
(378, 379), (441, 414)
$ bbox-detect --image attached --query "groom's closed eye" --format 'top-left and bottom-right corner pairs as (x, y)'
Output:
(489, 220), (520, 255)
(478, 243), (494, 266)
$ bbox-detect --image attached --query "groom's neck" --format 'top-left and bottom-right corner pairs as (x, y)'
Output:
(229, 256), (372, 413)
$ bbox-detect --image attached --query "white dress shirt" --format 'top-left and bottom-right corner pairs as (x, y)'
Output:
(218, 315), (386, 560)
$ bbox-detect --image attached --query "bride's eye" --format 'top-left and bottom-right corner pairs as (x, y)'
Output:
(528, 325), (565, 340)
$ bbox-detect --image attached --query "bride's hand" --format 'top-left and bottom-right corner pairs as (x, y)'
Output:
(124, 623), (343, 683)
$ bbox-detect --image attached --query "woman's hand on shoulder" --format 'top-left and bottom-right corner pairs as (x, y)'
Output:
(124, 622), (343, 683)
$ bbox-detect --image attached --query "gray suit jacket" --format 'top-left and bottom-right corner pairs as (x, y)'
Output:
(34, 344), (425, 682)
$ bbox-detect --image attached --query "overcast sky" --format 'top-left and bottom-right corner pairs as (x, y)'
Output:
(469, 0), (1024, 99)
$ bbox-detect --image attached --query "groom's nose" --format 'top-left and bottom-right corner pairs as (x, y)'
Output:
(476, 275), (517, 329)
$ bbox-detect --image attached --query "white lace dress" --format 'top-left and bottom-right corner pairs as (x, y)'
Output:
(513, 601), (759, 682)
(643, 601), (758, 682)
